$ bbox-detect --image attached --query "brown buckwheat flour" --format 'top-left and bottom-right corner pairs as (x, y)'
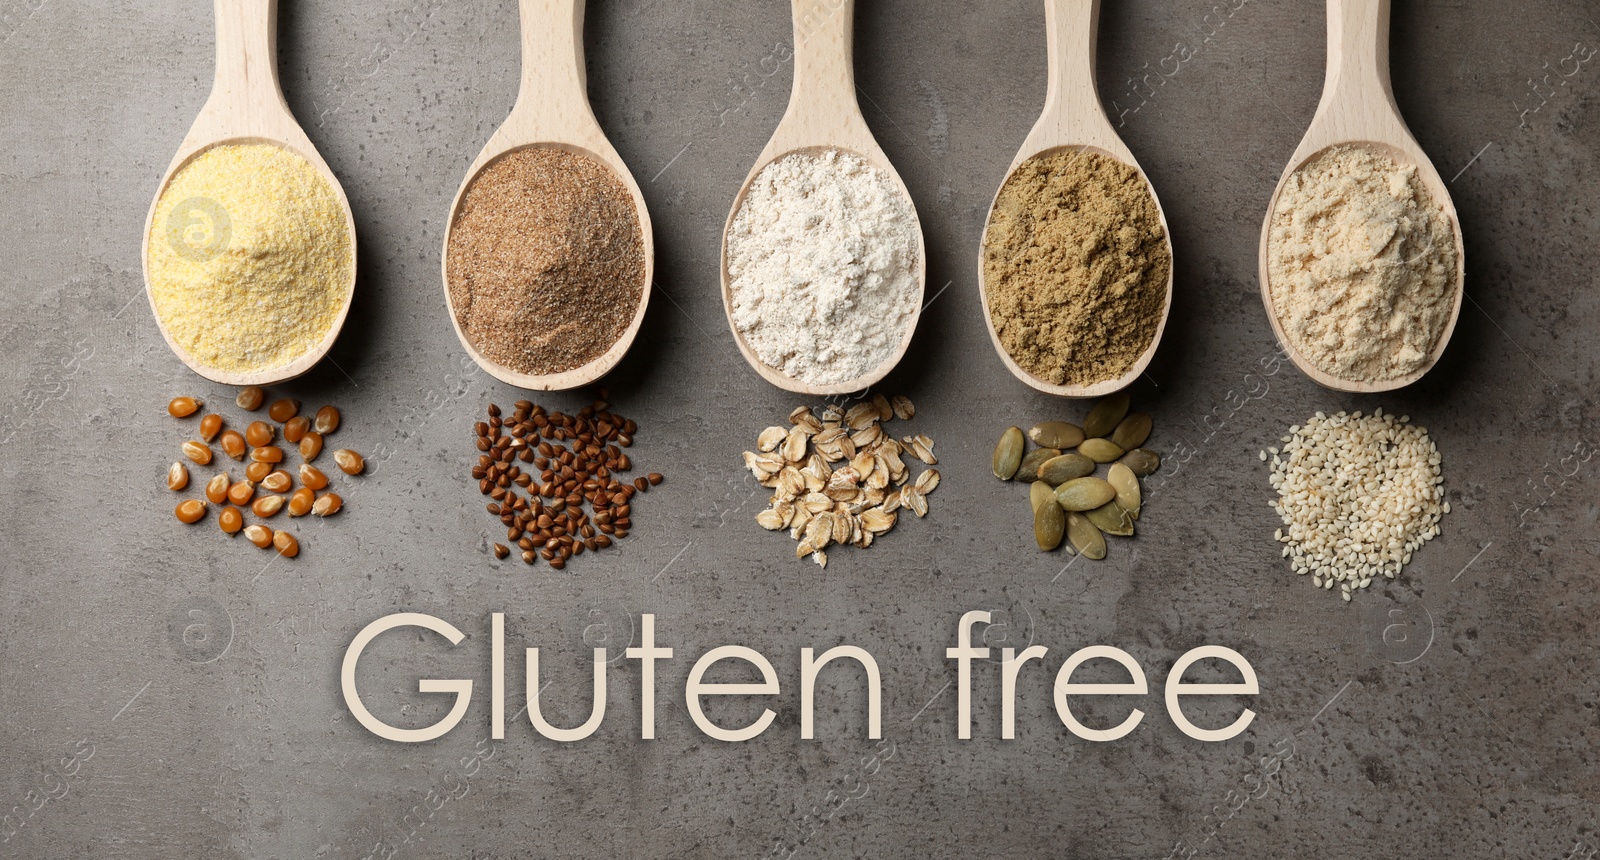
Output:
(983, 149), (1169, 387)
(447, 147), (645, 376)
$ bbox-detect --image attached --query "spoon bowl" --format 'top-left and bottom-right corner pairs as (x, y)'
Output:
(443, 0), (654, 391)
(720, 0), (926, 396)
(142, 0), (357, 387)
(977, 0), (1174, 399)
(1258, 0), (1464, 393)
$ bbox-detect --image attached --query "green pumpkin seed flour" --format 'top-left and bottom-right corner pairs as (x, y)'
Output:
(982, 150), (1170, 387)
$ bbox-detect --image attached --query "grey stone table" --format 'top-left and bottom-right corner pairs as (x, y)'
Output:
(2, 1), (1597, 857)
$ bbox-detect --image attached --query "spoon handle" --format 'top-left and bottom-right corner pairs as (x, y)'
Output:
(780, 0), (870, 146)
(208, 0), (286, 115)
(1020, 0), (1126, 160)
(1041, 0), (1100, 123)
(1322, 0), (1395, 112)
(509, 0), (595, 138)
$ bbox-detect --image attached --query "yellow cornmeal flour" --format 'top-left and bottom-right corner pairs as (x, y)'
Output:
(147, 143), (351, 374)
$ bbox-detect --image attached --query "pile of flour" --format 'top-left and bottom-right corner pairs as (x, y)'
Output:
(1267, 145), (1458, 382)
(726, 149), (922, 386)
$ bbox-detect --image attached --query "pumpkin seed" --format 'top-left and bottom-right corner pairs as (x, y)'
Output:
(1118, 448), (1162, 477)
(1018, 447), (1060, 481)
(1055, 477), (1117, 511)
(1067, 511), (1106, 559)
(1028, 421), (1085, 449)
(1039, 453), (1096, 484)
(1079, 437), (1125, 463)
(1029, 480), (1055, 514)
(1034, 500), (1066, 551)
(1083, 393), (1131, 438)
(1085, 501), (1135, 536)
(1109, 412), (1153, 451)
(993, 426), (1025, 480)
(1107, 462), (1142, 520)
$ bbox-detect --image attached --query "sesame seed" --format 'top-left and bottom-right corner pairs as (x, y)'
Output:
(1267, 410), (1447, 601)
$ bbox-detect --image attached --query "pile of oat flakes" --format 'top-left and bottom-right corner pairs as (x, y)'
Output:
(744, 394), (938, 568)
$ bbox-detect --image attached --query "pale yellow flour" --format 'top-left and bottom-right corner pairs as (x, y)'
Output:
(1267, 145), (1457, 382)
(147, 144), (351, 374)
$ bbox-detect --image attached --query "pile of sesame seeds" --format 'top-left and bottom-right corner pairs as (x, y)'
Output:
(1262, 409), (1448, 601)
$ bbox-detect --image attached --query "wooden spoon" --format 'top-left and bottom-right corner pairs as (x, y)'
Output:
(720, 0), (926, 396)
(1258, 0), (1464, 393)
(978, 0), (1174, 399)
(142, 0), (357, 386)
(442, 0), (654, 391)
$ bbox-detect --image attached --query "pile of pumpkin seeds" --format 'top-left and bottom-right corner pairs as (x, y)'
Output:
(992, 393), (1160, 560)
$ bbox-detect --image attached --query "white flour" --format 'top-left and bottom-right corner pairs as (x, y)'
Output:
(726, 149), (921, 386)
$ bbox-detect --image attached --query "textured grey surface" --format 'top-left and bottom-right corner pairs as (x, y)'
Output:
(2, 0), (1599, 857)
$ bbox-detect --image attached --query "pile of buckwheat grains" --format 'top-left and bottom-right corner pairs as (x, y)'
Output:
(472, 392), (659, 570)
(1262, 409), (1448, 602)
